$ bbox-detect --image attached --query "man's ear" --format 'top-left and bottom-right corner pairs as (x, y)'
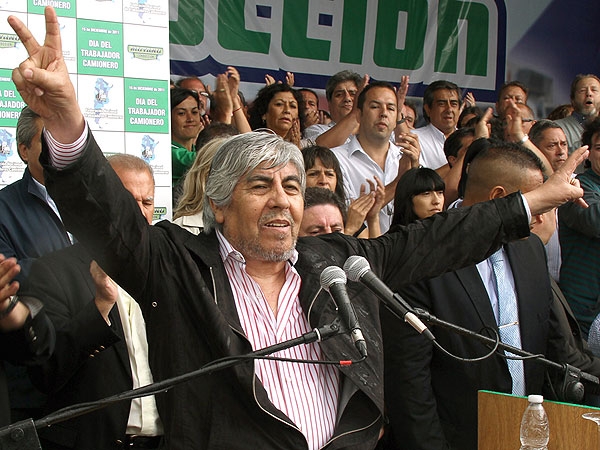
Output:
(488, 186), (507, 200)
(209, 198), (225, 224)
(17, 143), (28, 163)
(423, 103), (431, 118)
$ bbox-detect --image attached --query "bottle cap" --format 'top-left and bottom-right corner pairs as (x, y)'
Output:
(528, 394), (543, 403)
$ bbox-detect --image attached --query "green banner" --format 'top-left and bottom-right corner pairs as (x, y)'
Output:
(28, 0), (76, 18)
(0, 70), (26, 128)
(77, 19), (124, 76)
(124, 79), (169, 133)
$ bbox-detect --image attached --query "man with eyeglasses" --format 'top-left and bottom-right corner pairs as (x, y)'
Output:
(500, 103), (536, 141)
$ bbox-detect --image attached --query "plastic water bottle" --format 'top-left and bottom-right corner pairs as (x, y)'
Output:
(519, 394), (549, 450)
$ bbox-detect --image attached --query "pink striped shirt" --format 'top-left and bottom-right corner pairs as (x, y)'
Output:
(217, 231), (339, 450)
(44, 125), (89, 168)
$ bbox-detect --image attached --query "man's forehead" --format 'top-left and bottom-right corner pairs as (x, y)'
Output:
(243, 161), (301, 179)
(366, 87), (396, 101)
(302, 91), (317, 101)
(334, 81), (357, 92)
(433, 89), (459, 100)
(542, 127), (566, 140)
(577, 77), (600, 89)
(503, 86), (525, 96)
(181, 78), (206, 91)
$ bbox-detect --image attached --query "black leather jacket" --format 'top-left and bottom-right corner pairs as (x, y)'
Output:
(42, 132), (530, 449)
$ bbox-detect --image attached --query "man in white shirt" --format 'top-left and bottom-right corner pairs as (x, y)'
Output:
(413, 80), (461, 169)
(332, 81), (420, 233)
(303, 70), (363, 145)
(530, 119), (569, 281)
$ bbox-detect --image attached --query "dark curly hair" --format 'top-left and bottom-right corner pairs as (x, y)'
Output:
(248, 84), (306, 133)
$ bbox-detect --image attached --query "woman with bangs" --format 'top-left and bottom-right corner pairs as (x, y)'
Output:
(391, 167), (446, 227)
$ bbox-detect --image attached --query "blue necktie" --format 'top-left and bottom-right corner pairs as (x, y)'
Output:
(489, 249), (526, 396)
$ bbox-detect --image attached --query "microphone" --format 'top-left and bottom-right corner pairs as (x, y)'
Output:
(343, 256), (435, 341)
(320, 266), (368, 358)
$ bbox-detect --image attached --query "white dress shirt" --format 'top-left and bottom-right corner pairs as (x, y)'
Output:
(332, 135), (403, 233)
(116, 285), (163, 436)
(412, 123), (450, 169)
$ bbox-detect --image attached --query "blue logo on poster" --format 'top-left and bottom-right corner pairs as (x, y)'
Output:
(94, 77), (113, 128)
(141, 134), (157, 161)
(0, 129), (14, 183)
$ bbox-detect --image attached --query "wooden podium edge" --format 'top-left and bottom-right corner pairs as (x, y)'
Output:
(478, 390), (600, 449)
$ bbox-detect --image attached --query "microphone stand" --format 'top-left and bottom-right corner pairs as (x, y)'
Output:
(0, 319), (346, 450)
(412, 307), (600, 403)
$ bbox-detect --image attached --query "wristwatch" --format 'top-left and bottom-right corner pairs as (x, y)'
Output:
(396, 113), (406, 125)
(0, 295), (19, 319)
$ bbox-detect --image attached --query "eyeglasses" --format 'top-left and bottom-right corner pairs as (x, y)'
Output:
(501, 118), (534, 125)
(189, 89), (210, 98)
(252, 128), (278, 136)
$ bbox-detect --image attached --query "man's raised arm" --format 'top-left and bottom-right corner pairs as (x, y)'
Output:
(9, 6), (84, 144)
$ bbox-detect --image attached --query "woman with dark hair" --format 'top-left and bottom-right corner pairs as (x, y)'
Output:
(302, 145), (385, 237)
(302, 145), (345, 200)
(248, 84), (305, 147)
(391, 168), (445, 226)
(171, 87), (202, 185)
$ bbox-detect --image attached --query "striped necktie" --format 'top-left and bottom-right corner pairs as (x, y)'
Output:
(489, 249), (526, 396)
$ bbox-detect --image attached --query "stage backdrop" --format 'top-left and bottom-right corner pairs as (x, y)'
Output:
(2, 1), (600, 208)
(169, 0), (600, 117)
(1, 0), (172, 220)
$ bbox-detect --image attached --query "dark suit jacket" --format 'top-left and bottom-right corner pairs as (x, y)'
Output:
(0, 168), (71, 415)
(41, 131), (532, 449)
(381, 237), (558, 450)
(0, 307), (54, 426)
(20, 244), (133, 450)
(546, 278), (600, 398)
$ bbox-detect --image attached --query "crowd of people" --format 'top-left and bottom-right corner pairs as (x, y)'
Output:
(2, 6), (600, 450)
